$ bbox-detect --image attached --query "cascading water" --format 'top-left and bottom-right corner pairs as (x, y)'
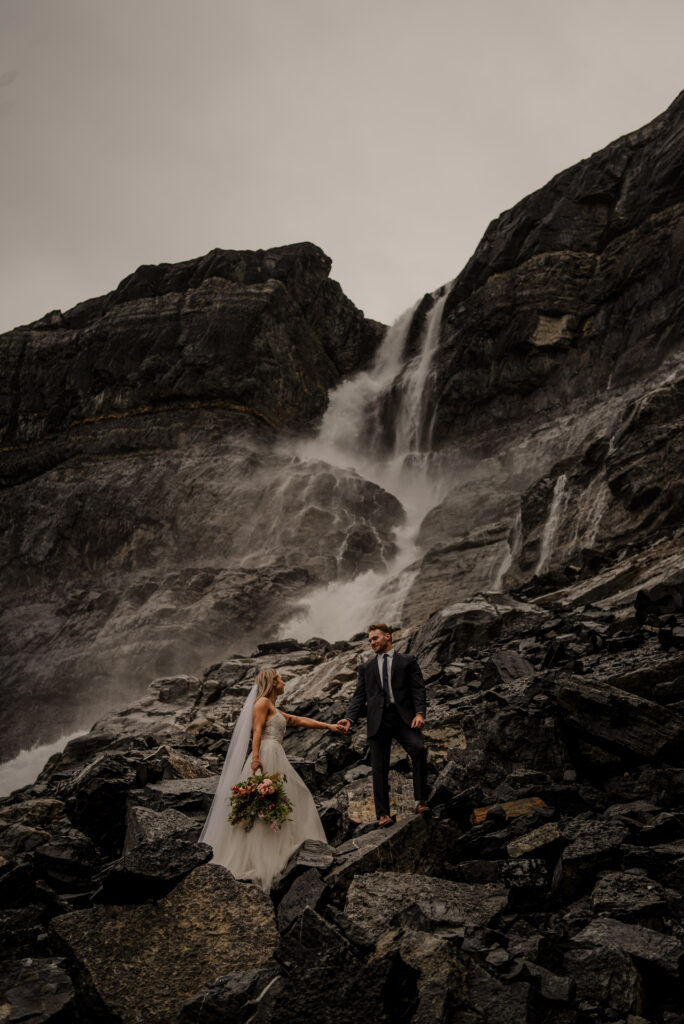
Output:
(492, 507), (523, 592)
(279, 290), (452, 640)
(535, 474), (568, 576)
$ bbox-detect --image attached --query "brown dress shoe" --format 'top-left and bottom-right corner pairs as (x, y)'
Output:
(414, 802), (431, 815)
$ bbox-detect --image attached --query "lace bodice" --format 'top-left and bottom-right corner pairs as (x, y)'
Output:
(261, 712), (286, 742)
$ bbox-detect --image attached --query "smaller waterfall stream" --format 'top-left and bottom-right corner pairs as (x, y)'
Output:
(279, 291), (450, 640)
(492, 507), (523, 592)
(535, 474), (568, 576)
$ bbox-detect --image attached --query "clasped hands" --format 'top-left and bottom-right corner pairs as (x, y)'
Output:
(335, 713), (425, 733)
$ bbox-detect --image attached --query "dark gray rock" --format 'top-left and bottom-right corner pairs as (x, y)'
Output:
(0, 957), (75, 1024)
(521, 961), (575, 1003)
(327, 815), (433, 890)
(623, 840), (684, 891)
(573, 916), (684, 975)
(93, 806), (211, 903)
(636, 581), (684, 624)
(426, 760), (469, 807)
(0, 904), (45, 958)
(176, 965), (280, 1024)
(481, 650), (535, 688)
(33, 829), (100, 893)
(408, 596), (545, 673)
(251, 908), (410, 1024)
(507, 820), (563, 859)
(0, 822), (51, 860)
(129, 775), (218, 817)
(372, 926), (467, 1024)
(276, 867), (328, 932)
(123, 804), (199, 853)
(0, 855), (37, 910)
(51, 863), (279, 1024)
(557, 677), (684, 763)
(464, 960), (535, 1024)
(0, 798), (67, 830)
(270, 839), (334, 902)
(431, 92), (684, 445)
(343, 872), (507, 945)
(58, 751), (140, 855)
(563, 944), (645, 1017)
(590, 868), (678, 924)
(551, 814), (628, 900)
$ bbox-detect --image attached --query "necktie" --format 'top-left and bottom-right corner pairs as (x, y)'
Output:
(382, 654), (391, 705)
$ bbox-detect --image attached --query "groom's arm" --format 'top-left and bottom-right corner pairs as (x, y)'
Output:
(341, 664), (367, 727)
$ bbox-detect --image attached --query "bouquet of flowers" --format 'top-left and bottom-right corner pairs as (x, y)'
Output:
(228, 771), (293, 832)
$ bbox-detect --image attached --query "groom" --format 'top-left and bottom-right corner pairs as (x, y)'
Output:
(338, 623), (430, 827)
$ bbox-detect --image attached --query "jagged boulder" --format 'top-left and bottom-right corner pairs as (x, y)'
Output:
(557, 677), (684, 763)
(343, 872), (508, 946)
(563, 944), (645, 1018)
(0, 957), (75, 1023)
(93, 806), (211, 902)
(551, 814), (628, 900)
(408, 596), (546, 676)
(572, 916), (684, 975)
(51, 864), (278, 1024)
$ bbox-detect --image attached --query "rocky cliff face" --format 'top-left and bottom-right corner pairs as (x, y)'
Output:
(387, 93), (684, 626)
(430, 90), (684, 446)
(3, 94), (684, 760)
(0, 243), (393, 759)
(1, 90), (684, 1024)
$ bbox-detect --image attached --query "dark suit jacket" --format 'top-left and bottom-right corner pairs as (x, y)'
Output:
(345, 651), (427, 739)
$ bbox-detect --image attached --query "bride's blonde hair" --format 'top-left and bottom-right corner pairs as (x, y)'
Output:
(255, 668), (280, 701)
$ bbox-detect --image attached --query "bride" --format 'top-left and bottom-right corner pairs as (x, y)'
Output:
(200, 667), (344, 892)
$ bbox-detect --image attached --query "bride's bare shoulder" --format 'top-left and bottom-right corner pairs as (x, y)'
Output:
(253, 696), (272, 717)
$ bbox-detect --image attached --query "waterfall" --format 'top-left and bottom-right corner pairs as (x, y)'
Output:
(534, 474), (568, 576)
(492, 507), (523, 591)
(564, 471), (611, 554)
(581, 474), (611, 547)
(0, 730), (84, 797)
(308, 302), (420, 470)
(391, 292), (450, 455)
(280, 290), (451, 641)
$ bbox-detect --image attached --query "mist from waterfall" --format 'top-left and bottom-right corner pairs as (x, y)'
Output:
(0, 730), (85, 797)
(280, 291), (451, 641)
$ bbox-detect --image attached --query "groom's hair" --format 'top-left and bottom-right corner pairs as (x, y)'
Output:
(368, 623), (392, 635)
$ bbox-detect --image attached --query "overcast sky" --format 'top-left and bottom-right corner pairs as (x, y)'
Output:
(1, 0), (683, 334)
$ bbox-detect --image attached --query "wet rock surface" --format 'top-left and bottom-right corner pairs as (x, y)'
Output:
(1, 578), (683, 1022)
(51, 863), (278, 1024)
(1, 94), (684, 1024)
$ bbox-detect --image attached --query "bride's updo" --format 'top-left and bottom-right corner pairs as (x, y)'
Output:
(255, 668), (280, 701)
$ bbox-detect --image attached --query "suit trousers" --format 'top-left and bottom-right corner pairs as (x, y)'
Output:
(368, 704), (428, 818)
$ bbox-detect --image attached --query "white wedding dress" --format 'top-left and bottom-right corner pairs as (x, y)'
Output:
(209, 711), (327, 892)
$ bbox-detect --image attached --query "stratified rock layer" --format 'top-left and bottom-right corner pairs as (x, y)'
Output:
(0, 244), (393, 758)
(430, 92), (684, 446)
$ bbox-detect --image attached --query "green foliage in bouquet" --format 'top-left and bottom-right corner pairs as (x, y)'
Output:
(228, 771), (293, 832)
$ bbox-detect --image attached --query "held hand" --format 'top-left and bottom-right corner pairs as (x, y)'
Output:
(411, 713), (425, 730)
(336, 719), (351, 734)
(329, 722), (346, 733)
